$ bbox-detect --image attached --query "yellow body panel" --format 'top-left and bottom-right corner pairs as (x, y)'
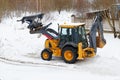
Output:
(83, 48), (95, 57)
(78, 43), (95, 59)
(78, 43), (84, 59)
(45, 39), (61, 57)
(45, 39), (59, 48)
(51, 48), (61, 57)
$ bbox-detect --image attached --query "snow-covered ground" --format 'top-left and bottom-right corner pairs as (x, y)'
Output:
(0, 11), (120, 80)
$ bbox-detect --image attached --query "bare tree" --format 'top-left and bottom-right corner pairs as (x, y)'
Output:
(91, 0), (117, 10)
(74, 0), (90, 13)
(53, 0), (73, 14)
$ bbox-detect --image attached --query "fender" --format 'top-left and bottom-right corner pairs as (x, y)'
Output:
(62, 42), (77, 49)
(43, 48), (52, 53)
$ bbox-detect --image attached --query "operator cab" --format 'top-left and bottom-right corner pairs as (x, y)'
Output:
(59, 23), (88, 48)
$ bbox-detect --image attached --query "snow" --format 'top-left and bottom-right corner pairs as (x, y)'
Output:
(0, 11), (120, 80)
(1, 61), (118, 80)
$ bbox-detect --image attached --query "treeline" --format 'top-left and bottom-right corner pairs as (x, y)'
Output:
(92, 0), (120, 10)
(0, 0), (119, 19)
(0, 0), (89, 15)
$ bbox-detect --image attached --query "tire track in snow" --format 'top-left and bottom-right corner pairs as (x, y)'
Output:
(0, 56), (67, 68)
(0, 55), (120, 77)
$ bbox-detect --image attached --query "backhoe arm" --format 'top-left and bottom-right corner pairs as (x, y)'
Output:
(89, 13), (106, 53)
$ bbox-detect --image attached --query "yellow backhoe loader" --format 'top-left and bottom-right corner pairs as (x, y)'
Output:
(18, 13), (106, 63)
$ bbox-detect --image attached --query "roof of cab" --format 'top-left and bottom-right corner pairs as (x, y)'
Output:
(59, 23), (85, 28)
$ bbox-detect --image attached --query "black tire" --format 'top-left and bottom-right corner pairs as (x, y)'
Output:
(62, 47), (77, 64)
(41, 49), (52, 61)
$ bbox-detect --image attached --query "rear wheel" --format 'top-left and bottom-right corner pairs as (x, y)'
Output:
(62, 47), (77, 64)
(41, 49), (52, 61)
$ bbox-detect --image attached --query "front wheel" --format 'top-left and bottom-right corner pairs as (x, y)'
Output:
(62, 47), (77, 64)
(41, 49), (52, 61)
